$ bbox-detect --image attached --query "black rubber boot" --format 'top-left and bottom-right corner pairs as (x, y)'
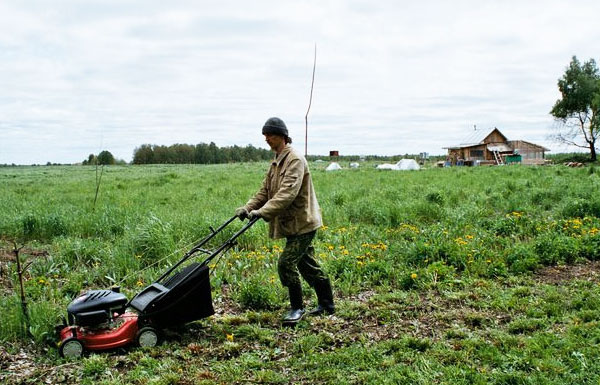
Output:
(282, 283), (305, 326)
(309, 278), (335, 316)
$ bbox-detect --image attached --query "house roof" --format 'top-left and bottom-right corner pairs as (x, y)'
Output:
(443, 127), (506, 149)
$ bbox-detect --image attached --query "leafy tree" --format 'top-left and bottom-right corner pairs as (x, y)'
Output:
(551, 56), (600, 161)
(97, 150), (116, 165)
(133, 144), (152, 164)
(82, 153), (97, 165)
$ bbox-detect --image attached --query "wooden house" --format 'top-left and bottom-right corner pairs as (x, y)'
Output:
(443, 128), (549, 166)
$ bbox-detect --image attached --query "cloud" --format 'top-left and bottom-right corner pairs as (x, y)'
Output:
(1, 0), (599, 164)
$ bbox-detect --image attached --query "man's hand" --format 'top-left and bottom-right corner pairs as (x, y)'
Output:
(235, 207), (248, 220)
(248, 210), (261, 220)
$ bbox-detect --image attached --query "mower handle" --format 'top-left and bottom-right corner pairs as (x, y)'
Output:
(198, 216), (260, 267)
(155, 215), (259, 283)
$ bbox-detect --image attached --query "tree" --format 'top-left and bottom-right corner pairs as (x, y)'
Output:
(551, 56), (600, 161)
(82, 153), (97, 165)
(133, 144), (154, 164)
(97, 150), (116, 165)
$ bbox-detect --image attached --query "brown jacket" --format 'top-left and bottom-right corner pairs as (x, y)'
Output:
(244, 145), (322, 239)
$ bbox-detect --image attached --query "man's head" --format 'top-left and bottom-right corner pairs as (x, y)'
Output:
(262, 117), (288, 137)
(262, 117), (292, 153)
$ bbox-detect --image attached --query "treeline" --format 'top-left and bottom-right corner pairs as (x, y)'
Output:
(132, 142), (272, 164)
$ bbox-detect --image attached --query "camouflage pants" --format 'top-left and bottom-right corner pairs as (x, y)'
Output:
(278, 230), (328, 288)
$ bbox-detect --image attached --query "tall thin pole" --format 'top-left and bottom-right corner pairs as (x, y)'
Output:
(305, 44), (317, 157)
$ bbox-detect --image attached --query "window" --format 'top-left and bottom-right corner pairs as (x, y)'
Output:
(469, 150), (484, 159)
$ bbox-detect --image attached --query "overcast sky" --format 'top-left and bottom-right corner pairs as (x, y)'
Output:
(1, 0), (599, 164)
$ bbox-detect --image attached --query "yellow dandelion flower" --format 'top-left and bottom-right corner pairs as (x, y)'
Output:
(410, 273), (417, 279)
(226, 334), (234, 342)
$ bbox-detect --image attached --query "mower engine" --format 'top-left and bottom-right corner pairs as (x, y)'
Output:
(67, 288), (128, 327)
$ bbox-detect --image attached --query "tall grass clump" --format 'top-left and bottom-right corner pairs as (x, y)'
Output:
(129, 213), (176, 264)
(234, 274), (282, 310)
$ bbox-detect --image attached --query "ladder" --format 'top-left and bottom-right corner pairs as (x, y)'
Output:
(493, 150), (504, 165)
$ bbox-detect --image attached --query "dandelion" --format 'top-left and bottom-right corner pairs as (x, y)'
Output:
(410, 273), (417, 279)
(342, 250), (349, 256)
(321, 225), (329, 231)
(327, 245), (335, 251)
(486, 259), (492, 264)
(136, 280), (144, 287)
(465, 235), (474, 240)
(357, 261), (365, 267)
(226, 334), (234, 342)
(454, 237), (468, 246)
(38, 278), (46, 285)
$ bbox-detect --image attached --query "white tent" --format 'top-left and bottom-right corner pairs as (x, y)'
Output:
(349, 162), (360, 169)
(376, 163), (397, 170)
(325, 162), (342, 171)
(376, 159), (420, 171)
(395, 159), (420, 170)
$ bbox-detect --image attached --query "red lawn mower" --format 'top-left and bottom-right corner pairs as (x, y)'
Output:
(56, 216), (258, 358)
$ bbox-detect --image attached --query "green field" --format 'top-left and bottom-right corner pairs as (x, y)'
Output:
(2, 162), (600, 384)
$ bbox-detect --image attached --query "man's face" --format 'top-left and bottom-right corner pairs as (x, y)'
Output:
(264, 134), (285, 151)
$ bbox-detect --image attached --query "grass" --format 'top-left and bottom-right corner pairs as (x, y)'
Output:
(1, 161), (600, 384)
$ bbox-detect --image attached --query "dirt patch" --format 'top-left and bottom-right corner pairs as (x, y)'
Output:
(534, 261), (600, 285)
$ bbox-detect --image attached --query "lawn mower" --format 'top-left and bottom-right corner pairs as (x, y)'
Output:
(56, 215), (259, 358)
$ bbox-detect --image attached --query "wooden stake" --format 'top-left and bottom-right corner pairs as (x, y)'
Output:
(305, 44), (317, 157)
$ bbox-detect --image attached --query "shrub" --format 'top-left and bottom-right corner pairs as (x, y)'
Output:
(235, 275), (280, 310)
(425, 191), (445, 205)
(561, 198), (600, 219)
(505, 244), (539, 273)
(534, 234), (580, 265)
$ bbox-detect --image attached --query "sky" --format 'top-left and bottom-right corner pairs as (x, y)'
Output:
(1, 0), (599, 164)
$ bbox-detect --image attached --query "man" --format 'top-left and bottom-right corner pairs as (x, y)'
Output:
(235, 117), (335, 325)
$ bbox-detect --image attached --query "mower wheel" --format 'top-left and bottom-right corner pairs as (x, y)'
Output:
(136, 327), (159, 348)
(59, 337), (84, 358)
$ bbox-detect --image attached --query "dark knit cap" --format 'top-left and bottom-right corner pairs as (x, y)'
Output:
(262, 117), (288, 137)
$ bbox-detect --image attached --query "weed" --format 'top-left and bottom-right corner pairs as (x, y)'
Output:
(235, 275), (281, 310)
